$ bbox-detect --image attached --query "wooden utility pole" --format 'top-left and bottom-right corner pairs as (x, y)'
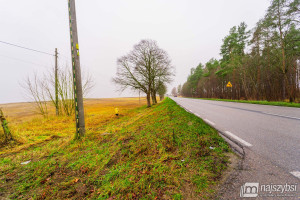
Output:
(55, 48), (59, 116)
(68, 0), (85, 139)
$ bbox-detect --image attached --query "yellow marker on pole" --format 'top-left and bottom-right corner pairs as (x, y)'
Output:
(115, 108), (119, 116)
(226, 81), (232, 87)
(76, 43), (79, 56)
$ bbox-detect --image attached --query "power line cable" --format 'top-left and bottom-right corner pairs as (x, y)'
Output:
(0, 54), (51, 68)
(0, 40), (54, 56)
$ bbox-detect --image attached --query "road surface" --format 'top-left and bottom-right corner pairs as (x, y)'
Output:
(171, 97), (300, 180)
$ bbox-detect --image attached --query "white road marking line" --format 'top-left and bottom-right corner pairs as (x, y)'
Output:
(204, 119), (215, 126)
(263, 112), (300, 120)
(224, 131), (253, 147)
(290, 171), (300, 179)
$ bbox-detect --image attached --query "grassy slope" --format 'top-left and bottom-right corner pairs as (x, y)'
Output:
(188, 97), (300, 108)
(0, 98), (230, 199)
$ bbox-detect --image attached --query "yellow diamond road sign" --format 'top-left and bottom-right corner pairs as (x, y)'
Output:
(226, 81), (232, 87)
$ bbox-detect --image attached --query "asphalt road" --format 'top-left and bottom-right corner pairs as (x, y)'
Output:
(171, 97), (300, 180)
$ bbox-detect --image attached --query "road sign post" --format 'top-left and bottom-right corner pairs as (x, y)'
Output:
(226, 81), (232, 99)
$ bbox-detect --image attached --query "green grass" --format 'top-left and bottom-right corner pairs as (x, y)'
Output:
(188, 97), (300, 108)
(0, 98), (231, 199)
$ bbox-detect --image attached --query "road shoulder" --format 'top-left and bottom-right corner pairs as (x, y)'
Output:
(216, 148), (300, 199)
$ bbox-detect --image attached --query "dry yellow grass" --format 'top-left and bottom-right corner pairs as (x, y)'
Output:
(0, 97), (148, 154)
(0, 97), (230, 199)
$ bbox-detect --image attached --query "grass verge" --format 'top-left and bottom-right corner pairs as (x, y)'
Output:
(188, 97), (300, 108)
(0, 98), (230, 199)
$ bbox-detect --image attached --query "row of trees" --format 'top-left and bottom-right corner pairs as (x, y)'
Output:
(113, 39), (174, 107)
(181, 0), (300, 102)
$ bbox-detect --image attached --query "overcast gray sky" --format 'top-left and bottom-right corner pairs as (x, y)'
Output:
(0, 0), (270, 104)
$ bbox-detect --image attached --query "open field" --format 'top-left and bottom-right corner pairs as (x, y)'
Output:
(0, 98), (231, 199)
(0, 98), (147, 153)
(187, 97), (300, 108)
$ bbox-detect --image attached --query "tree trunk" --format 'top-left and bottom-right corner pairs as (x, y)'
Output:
(257, 65), (261, 100)
(152, 80), (157, 104)
(151, 89), (157, 104)
(146, 92), (151, 107)
(282, 74), (286, 100)
(277, 2), (287, 101)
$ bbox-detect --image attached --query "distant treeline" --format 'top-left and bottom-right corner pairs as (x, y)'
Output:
(180, 0), (300, 102)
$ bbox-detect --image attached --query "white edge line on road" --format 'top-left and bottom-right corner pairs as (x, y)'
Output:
(224, 131), (253, 147)
(263, 112), (300, 120)
(204, 119), (215, 126)
(290, 171), (300, 179)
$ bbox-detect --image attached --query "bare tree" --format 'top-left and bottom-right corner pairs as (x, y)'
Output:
(23, 66), (94, 116)
(113, 39), (174, 107)
(149, 45), (173, 104)
(43, 67), (61, 115)
(57, 67), (75, 116)
(23, 72), (49, 116)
